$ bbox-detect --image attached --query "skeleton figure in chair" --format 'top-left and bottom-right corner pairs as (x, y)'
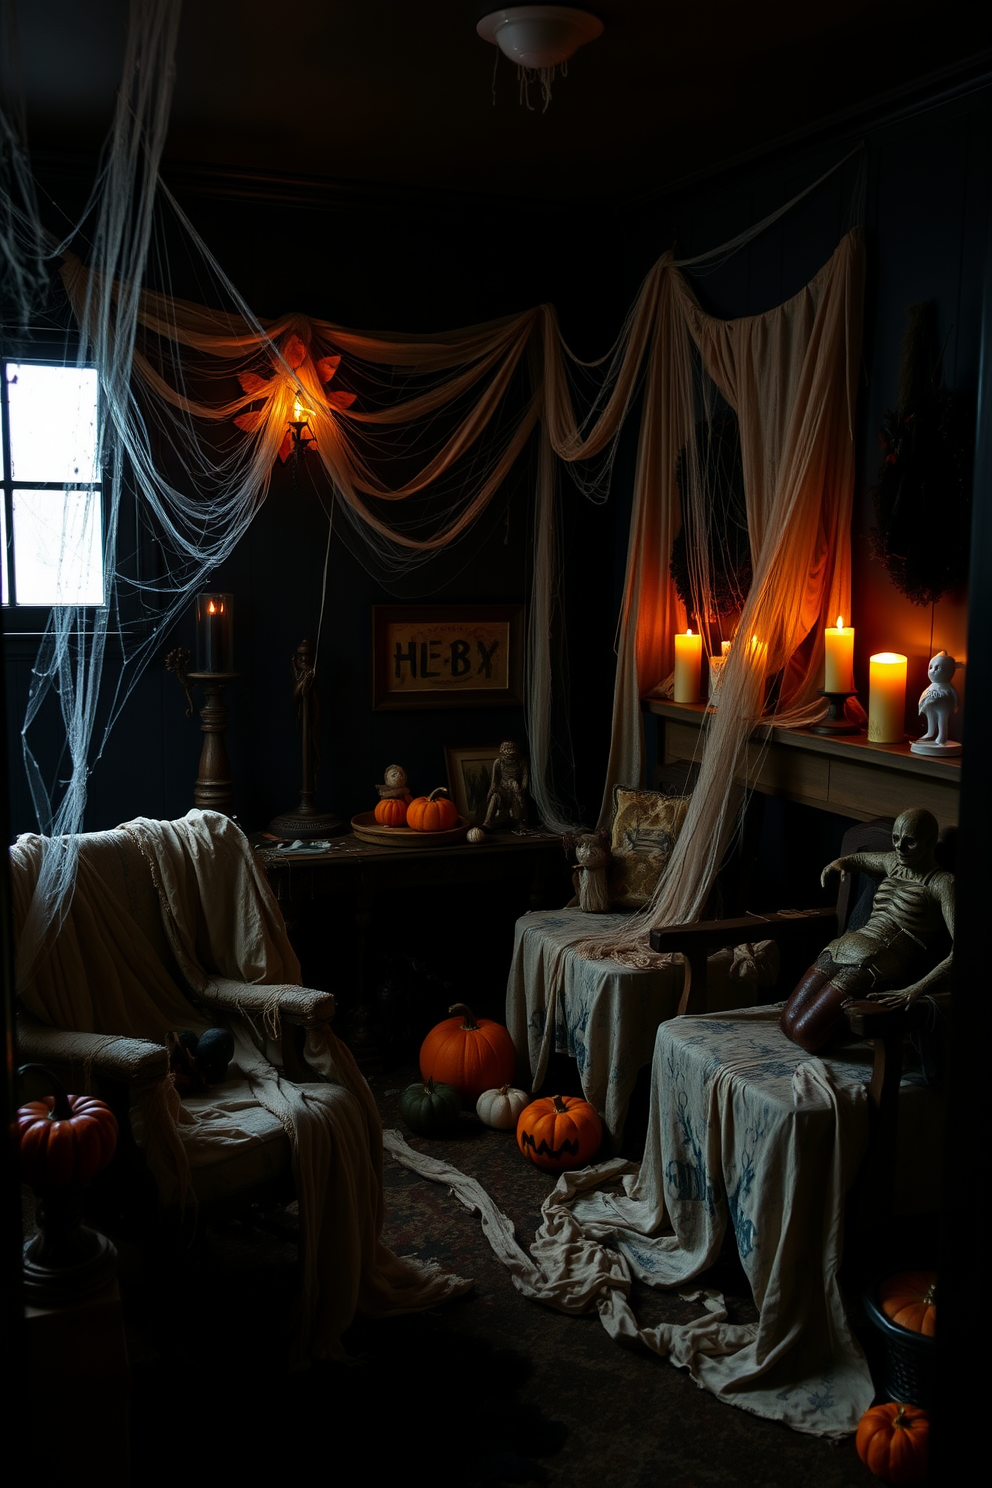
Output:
(782, 808), (954, 1051)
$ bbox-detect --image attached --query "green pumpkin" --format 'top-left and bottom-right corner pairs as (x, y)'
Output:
(399, 1076), (462, 1137)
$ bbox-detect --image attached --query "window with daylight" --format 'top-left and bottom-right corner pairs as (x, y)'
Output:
(1, 360), (105, 610)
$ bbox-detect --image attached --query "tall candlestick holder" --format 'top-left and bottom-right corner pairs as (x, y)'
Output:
(810, 689), (862, 735)
(166, 647), (238, 817)
(267, 637), (345, 840)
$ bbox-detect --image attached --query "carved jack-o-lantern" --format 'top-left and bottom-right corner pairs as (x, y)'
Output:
(516, 1093), (602, 1173)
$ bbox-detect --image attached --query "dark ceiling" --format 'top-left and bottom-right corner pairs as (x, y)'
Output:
(10, 1), (992, 204)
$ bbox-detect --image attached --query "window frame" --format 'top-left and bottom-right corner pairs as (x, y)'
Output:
(1, 349), (108, 633)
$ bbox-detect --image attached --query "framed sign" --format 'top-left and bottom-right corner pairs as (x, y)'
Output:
(372, 604), (524, 710)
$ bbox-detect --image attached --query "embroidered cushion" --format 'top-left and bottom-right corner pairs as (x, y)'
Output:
(607, 788), (689, 909)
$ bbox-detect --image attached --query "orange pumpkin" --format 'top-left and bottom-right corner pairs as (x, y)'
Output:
(516, 1092), (602, 1173)
(374, 796), (408, 826)
(419, 1002), (516, 1103)
(407, 788), (459, 833)
(879, 1271), (937, 1337)
(856, 1403), (929, 1485)
(16, 1065), (119, 1188)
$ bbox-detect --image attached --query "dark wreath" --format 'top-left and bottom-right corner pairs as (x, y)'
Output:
(869, 302), (972, 607)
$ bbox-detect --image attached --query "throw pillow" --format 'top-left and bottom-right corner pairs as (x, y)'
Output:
(607, 787), (690, 909)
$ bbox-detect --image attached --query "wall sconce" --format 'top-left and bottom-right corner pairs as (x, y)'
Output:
(287, 389), (316, 457)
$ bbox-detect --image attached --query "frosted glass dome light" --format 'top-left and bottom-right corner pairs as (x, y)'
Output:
(476, 6), (604, 70)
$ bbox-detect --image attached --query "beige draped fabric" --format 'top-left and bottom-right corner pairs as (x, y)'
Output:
(56, 226), (862, 850)
(12, 811), (470, 1360)
(590, 230), (865, 953)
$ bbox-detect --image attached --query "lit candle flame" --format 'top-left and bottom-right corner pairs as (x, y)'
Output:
(836, 615), (844, 630)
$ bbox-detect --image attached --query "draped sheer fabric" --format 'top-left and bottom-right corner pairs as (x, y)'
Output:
(2, 0), (862, 972)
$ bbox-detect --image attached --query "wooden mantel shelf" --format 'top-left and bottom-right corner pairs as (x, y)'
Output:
(645, 698), (961, 826)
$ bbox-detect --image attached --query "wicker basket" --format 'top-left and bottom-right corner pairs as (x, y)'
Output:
(862, 1281), (936, 1408)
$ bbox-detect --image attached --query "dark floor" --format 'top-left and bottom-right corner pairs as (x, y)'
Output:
(17, 1050), (938, 1488)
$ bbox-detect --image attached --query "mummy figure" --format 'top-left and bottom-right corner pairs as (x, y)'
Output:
(798, 807), (954, 1012)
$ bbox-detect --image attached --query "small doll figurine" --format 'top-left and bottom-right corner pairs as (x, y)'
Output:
(564, 831), (612, 913)
(911, 651), (961, 755)
(483, 740), (535, 832)
(376, 764), (413, 802)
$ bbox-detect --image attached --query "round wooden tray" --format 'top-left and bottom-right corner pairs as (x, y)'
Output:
(349, 811), (471, 848)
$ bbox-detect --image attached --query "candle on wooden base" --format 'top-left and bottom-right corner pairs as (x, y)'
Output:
(868, 652), (907, 743)
(673, 628), (702, 703)
(824, 615), (855, 694)
(195, 593), (234, 674)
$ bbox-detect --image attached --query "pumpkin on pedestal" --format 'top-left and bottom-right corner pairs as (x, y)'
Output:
(855, 1402), (929, 1484)
(407, 788), (459, 833)
(399, 1076), (462, 1137)
(516, 1093), (602, 1173)
(16, 1069), (119, 1188)
(419, 1002), (516, 1104)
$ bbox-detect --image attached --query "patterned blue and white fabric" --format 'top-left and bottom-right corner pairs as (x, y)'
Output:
(506, 909), (776, 1146)
(566, 1005), (941, 1435)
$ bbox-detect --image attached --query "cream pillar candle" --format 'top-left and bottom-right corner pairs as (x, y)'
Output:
(868, 652), (907, 742)
(673, 629), (702, 703)
(824, 615), (855, 693)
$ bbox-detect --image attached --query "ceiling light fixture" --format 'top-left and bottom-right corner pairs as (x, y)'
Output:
(477, 6), (604, 110)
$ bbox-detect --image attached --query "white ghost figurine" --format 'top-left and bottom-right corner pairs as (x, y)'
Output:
(911, 651), (961, 755)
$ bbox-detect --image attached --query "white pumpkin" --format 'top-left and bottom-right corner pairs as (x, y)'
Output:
(476, 1084), (531, 1130)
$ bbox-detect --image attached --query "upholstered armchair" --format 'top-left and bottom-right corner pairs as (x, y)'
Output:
(12, 809), (468, 1359)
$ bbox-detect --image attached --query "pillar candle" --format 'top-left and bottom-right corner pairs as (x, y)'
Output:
(673, 629), (702, 703)
(824, 616), (855, 693)
(868, 652), (907, 743)
(196, 592), (234, 673)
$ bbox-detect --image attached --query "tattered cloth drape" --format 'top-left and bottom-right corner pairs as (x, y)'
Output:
(590, 229), (864, 956)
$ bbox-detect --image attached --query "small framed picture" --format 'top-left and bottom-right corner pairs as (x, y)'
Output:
(445, 744), (502, 825)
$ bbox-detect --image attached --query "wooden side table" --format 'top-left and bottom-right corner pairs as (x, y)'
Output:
(253, 830), (570, 1069)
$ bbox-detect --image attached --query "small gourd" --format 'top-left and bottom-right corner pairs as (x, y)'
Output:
(476, 1084), (531, 1130)
(398, 1076), (462, 1137)
(407, 788), (459, 833)
(466, 827), (486, 844)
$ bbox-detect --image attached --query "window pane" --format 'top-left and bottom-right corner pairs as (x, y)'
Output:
(7, 363), (100, 483)
(12, 489), (105, 605)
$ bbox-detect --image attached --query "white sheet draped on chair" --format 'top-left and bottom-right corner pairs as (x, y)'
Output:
(12, 809), (471, 1361)
(506, 908), (778, 1146)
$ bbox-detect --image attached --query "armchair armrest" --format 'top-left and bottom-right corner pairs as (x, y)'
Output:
(201, 978), (336, 1028)
(649, 908), (838, 1015)
(16, 1012), (169, 1084)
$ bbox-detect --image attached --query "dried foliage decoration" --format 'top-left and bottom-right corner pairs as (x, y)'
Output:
(869, 303), (972, 606)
